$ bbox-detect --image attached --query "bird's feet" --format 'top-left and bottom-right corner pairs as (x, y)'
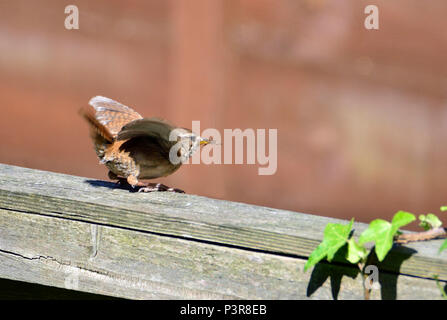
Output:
(137, 183), (185, 193)
(114, 176), (184, 193)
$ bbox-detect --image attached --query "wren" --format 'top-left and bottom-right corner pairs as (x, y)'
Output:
(80, 96), (210, 193)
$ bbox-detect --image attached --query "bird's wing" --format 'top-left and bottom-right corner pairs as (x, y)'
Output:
(88, 96), (143, 138)
(117, 118), (177, 144)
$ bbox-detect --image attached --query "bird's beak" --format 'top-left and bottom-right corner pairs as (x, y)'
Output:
(199, 137), (211, 145)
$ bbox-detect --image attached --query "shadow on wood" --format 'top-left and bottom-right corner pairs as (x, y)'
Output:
(0, 278), (119, 300)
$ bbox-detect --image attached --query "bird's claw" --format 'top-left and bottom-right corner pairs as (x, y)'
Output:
(137, 183), (184, 193)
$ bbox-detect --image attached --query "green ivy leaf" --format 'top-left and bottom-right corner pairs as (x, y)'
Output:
(346, 238), (368, 264)
(358, 219), (391, 261)
(436, 207), (446, 254)
(440, 239), (447, 253)
(419, 213), (443, 231)
(358, 211), (415, 261)
(392, 211), (416, 229)
(304, 219), (353, 271)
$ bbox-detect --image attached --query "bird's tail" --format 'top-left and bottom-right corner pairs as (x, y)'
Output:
(79, 106), (115, 159)
(79, 106), (114, 143)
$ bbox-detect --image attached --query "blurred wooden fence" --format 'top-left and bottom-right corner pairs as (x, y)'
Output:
(1, 1), (447, 223)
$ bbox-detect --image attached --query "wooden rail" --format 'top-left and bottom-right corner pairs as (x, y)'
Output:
(0, 163), (445, 299)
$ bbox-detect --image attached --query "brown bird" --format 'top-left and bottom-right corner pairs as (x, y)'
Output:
(80, 96), (210, 193)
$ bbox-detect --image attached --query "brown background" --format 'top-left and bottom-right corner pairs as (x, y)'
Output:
(1, 0), (447, 228)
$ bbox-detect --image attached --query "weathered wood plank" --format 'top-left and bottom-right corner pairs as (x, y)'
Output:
(0, 163), (446, 299)
(0, 207), (443, 299)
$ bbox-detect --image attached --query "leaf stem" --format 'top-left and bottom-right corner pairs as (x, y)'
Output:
(395, 227), (447, 244)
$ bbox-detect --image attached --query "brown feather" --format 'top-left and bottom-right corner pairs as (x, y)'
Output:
(117, 118), (175, 142)
(88, 96), (143, 138)
(79, 106), (114, 143)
